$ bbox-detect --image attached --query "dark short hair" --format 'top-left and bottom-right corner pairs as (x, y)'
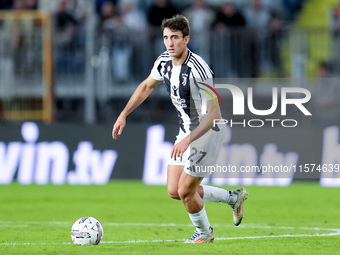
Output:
(161, 15), (190, 37)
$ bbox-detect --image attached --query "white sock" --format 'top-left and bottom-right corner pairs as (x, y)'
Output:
(202, 185), (234, 204)
(188, 206), (211, 234)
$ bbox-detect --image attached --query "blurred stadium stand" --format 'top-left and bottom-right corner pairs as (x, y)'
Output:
(0, 0), (339, 124)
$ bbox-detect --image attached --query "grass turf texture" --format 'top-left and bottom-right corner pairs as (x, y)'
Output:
(0, 181), (339, 254)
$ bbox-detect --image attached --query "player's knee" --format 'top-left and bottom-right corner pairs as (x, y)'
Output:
(177, 187), (192, 202)
(167, 189), (180, 200)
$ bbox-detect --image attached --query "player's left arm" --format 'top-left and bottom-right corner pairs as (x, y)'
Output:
(171, 99), (221, 161)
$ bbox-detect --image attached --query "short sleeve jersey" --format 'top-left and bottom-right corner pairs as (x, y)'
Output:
(150, 50), (214, 134)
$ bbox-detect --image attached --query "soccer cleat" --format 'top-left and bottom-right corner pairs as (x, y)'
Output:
(230, 188), (249, 226)
(184, 227), (214, 243)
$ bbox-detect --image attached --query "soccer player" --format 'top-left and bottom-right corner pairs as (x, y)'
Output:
(112, 14), (248, 243)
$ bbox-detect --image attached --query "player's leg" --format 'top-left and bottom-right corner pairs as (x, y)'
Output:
(167, 164), (229, 201)
(167, 159), (247, 224)
(200, 185), (248, 226)
(190, 126), (249, 226)
(178, 171), (214, 243)
(177, 171), (204, 213)
(167, 164), (182, 200)
(201, 185), (233, 203)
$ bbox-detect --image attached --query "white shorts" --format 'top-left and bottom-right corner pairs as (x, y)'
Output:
(168, 124), (227, 177)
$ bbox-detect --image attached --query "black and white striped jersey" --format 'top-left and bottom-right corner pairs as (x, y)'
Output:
(150, 49), (214, 134)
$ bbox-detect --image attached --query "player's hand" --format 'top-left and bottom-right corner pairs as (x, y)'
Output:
(171, 135), (190, 161)
(112, 116), (126, 140)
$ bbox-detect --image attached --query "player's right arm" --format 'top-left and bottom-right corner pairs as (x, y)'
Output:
(112, 75), (162, 140)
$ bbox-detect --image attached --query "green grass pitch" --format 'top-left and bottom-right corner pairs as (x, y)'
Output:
(0, 181), (339, 254)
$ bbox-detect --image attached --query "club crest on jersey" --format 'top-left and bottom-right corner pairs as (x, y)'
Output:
(172, 85), (178, 97)
(182, 74), (188, 86)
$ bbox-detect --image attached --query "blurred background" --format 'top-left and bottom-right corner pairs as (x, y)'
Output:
(0, 0), (340, 186)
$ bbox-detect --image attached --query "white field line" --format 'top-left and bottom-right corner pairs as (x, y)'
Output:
(103, 231), (340, 244)
(1, 222), (339, 246)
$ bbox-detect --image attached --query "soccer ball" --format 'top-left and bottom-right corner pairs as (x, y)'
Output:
(71, 217), (104, 245)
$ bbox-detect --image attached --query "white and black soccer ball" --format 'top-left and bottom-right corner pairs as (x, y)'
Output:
(71, 217), (104, 245)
